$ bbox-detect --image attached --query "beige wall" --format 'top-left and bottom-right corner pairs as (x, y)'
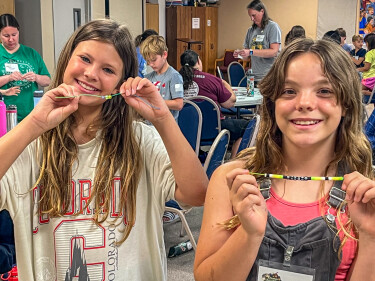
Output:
(40, 0), (54, 75)
(110, 0), (143, 39)
(40, 0), (141, 77)
(217, 0), (319, 57)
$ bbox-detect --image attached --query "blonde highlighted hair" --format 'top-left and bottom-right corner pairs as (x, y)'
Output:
(36, 19), (142, 244)
(140, 35), (168, 61)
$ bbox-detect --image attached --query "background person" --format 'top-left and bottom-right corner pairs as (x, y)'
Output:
(180, 49), (248, 155)
(0, 14), (50, 122)
(233, 0), (281, 83)
(336, 28), (352, 53)
(141, 35), (184, 122)
(350, 35), (366, 68)
(135, 29), (158, 77)
(358, 33), (375, 99)
(284, 25), (305, 46)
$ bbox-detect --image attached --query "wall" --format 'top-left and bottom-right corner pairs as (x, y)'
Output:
(40, 0), (142, 76)
(217, 0), (319, 57)
(110, 0), (143, 39)
(15, 0), (43, 56)
(317, 0), (357, 40)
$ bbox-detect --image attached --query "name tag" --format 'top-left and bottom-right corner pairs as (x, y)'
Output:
(255, 35), (265, 42)
(5, 63), (19, 73)
(257, 260), (315, 281)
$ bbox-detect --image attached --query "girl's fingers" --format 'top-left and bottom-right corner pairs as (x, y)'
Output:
(234, 183), (262, 202)
(343, 172), (375, 203)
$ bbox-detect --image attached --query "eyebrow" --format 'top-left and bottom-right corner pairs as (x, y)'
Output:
(284, 78), (331, 86)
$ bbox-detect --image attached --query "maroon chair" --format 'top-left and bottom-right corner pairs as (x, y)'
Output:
(215, 49), (240, 78)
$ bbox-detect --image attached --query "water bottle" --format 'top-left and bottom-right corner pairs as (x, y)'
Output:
(0, 95), (7, 137)
(6, 104), (17, 132)
(167, 240), (193, 258)
(246, 69), (255, 97)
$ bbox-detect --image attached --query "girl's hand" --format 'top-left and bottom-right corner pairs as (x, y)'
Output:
(22, 71), (37, 82)
(1, 86), (20, 96)
(227, 168), (268, 237)
(9, 71), (23, 82)
(119, 77), (170, 122)
(342, 172), (375, 238)
(29, 84), (80, 132)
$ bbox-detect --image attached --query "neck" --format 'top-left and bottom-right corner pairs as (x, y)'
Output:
(282, 142), (336, 177)
(4, 44), (20, 54)
(72, 105), (102, 144)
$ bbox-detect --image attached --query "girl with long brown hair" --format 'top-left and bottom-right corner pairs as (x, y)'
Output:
(194, 38), (375, 281)
(0, 19), (207, 280)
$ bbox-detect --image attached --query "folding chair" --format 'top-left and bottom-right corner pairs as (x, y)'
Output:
(228, 61), (245, 87)
(164, 129), (230, 250)
(204, 129), (230, 179)
(236, 114), (261, 154)
(178, 100), (202, 155)
(185, 96), (221, 147)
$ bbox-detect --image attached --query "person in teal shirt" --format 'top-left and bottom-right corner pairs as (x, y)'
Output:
(0, 14), (50, 122)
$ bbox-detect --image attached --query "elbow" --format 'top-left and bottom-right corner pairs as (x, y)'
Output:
(176, 99), (184, 111)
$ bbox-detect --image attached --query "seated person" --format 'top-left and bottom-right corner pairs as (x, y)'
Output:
(358, 33), (375, 101)
(350, 35), (366, 68)
(141, 35), (183, 122)
(336, 28), (352, 53)
(134, 29), (158, 77)
(322, 30), (341, 45)
(0, 210), (16, 274)
(179, 49), (249, 155)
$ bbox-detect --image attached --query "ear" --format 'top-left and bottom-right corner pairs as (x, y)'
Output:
(162, 51), (168, 59)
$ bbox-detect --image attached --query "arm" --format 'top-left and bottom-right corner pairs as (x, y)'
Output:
(220, 79), (236, 109)
(357, 62), (371, 73)
(120, 77), (208, 206)
(0, 84), (79, 179)
(340, 172), (375, 281)
(239, 43), (280, 59)
(165, 97), (183, 111)
(0, 87), (20, 96)
(194, 163), (267, 281)
(351, 56), (365, 66)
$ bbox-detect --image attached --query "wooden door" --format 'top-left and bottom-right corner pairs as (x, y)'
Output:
(146, 3), (159, 33)
(203, 7), (218, 74)
(0, 0), (14, 15)
(191, 7), (205, 70)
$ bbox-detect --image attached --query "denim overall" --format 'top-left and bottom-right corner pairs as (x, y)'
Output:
(246, 176), (347, 281)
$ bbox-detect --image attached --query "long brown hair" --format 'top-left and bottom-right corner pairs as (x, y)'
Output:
(236, 38), (373, 248)
(36, 19), (142, 244)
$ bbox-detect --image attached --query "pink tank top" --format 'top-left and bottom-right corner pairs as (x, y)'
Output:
(266, 189), (357, 281)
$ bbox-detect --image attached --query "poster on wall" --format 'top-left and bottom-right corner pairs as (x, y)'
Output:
(360, 0), (375, 35)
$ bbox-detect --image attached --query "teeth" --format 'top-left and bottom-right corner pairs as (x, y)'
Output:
(77, 81), (97, 91)
(293, 120), (319, 125)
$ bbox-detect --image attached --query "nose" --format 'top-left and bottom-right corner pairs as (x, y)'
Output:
(296, 91), (317, 111)
(84, 64), (99, 81)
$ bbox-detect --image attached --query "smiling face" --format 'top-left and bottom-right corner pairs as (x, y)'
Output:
(275, 53), (343, 151)
(0, 26), (20, 52)
(248, 8), (264, 27)
(63, 40), (123, 106)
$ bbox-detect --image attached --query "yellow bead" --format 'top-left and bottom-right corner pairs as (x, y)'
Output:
(105, 95), (112, 99)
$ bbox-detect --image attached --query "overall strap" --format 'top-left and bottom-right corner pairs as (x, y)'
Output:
(328, 162), (348, 212)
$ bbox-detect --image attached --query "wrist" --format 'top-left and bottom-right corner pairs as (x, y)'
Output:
(250, 49), (254, 56)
